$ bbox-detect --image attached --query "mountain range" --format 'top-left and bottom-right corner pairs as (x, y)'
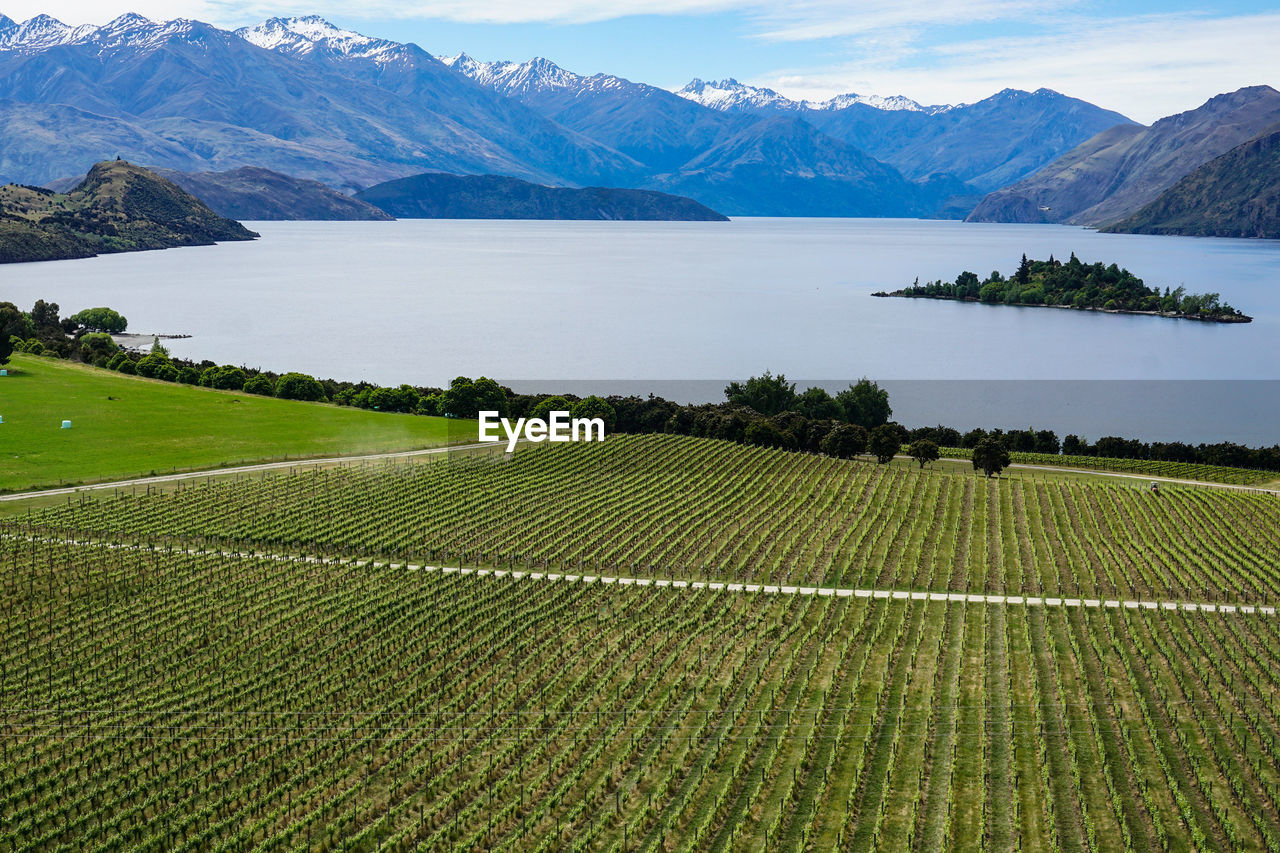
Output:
(967, 86), (1280, 226)
(0, 12), (1138, 218)
(1102, 124), (1280, 238)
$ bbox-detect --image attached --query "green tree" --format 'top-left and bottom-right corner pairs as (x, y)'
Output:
(972, 439), (1011, 478)
(836, 378), (892, 430)
(530, 396), (572, 422)
(908, 439), (940, 468)
(275, 372), (326, 402)
(795, 387), (842, 420)
(1015, 253), (1032, 285)
(441, 376), (508, 419)
(868, 424), (901, 464)
(0, 302), (28, 364)
(30, 299), (60, 330)
(819, 424), (868, 459)
(744, 419), (790, 449)
(724, 371), (798, 416)
(364, 385), (419, 412)
(570, 396), (617, 431)
(69, 307), (127, 334)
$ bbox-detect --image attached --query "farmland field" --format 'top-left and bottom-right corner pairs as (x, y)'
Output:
(0, 354), (458, 493)
(4, 434), (1280, 851)
(938, 446), (1278, 487)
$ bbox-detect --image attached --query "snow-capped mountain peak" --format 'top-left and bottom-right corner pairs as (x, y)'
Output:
(442, 54), (651, 101)
(0, 13), (77, 49)
(676, 77), (954, 114)
(0, 12), (204, 52)
(442, 55), (581, 95)
(676, 78), (796, 111)
(235, 15), (402, 61)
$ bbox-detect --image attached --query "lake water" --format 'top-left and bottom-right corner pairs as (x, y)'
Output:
(6, 218), (1280, 443)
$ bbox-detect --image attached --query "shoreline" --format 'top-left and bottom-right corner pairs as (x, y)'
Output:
(870, 291), (1253, 323)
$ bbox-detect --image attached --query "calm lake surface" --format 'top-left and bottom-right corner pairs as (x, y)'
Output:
(6, 218), (1280, 443)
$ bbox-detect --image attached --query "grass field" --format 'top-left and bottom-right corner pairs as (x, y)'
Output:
(0, 354), (458, 493)
(4, 434), (1280, 852)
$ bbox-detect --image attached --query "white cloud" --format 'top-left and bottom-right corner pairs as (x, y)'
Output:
(748, 0), (1074, 42)
(758, 11), (1280, 122)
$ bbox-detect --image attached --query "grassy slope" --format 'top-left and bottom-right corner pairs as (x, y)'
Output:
(0, 354), (458, 492)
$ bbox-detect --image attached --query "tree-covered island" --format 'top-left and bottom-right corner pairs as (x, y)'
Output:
(873, 254), (1252, 322)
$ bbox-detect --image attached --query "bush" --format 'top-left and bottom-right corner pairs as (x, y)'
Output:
(116, 359), (136, 375)
(78, 332), (118, 361)
(243, 374), (274, 396)
(22, 340), (44, 355)
(200, 365), (247, 391)
(178, 366), (202, 385)
(135, 354), (177, 380)
(274, 372), (326, 402)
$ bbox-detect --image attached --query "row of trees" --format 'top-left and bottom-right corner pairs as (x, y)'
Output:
(723, 371), (892, 429)
(1, 300), (128, 365)
(8, 300), (1275, 476)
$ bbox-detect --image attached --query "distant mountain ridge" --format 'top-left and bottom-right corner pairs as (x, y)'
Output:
(150, 167), (393, 221)
(1102, 125), (1280, 238)
(0, 13), (641, 194)
(0, 11), (1134, 218)
(675, 77), (953, 114)
(355, 173), (729, 221)
(968, 85), (1280, 226)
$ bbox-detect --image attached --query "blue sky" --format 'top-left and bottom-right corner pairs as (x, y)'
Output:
(9, 0), (1279, 121)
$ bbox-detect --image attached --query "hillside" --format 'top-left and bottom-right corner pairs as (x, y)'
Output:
(49, 165), (394, 221)
(968, 85), (1280, 225)
(355, 172), (729, 220)
(1102, 126), (1280, 238)
(147, 166), (392, 221)
(0, 159), (256, 263)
